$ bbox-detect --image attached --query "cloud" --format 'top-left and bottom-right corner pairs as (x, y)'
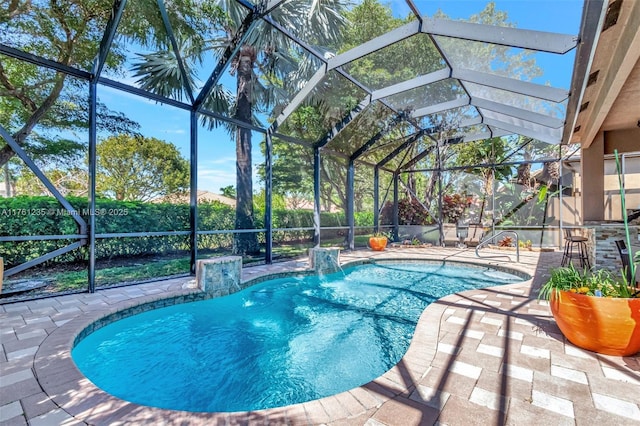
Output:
(197, 164), (264, 193)
(200, 157), (237, 165)
(197, 167), (235, 192)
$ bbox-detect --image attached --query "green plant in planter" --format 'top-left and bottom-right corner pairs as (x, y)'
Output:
(537, 150), (640, 356)
(369, 231), (392, 251)
(372, 231), (392, 240)
(539, 263), (637, 300)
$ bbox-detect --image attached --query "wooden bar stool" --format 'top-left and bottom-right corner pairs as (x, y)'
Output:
(561, 229), (591, 269)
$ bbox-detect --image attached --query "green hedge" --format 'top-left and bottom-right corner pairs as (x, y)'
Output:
(0, 196), (374, 267)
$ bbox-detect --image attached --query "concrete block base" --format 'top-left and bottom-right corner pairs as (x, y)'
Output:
(196, 256), (242, 298)
(308, 247), (341, 274)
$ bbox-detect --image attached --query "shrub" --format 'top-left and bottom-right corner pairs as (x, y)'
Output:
(442, 194), (473, 223)
(0, 197), (366, 267)
(380, 198), (433, 226)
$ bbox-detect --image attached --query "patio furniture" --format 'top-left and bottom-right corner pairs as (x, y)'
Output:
(614, 240), (633, 283)
(561, 229), (591, 269)
(455, 222), (468, 248)
(464, 224), (484, 247)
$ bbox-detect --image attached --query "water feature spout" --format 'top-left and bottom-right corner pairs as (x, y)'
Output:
(308, 247), (341, 274)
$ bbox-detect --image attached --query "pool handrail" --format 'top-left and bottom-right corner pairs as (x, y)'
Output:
(475, 230), (520, 263)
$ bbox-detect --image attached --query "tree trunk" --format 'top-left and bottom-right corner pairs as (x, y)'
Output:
(517, 163), (532, 189)
(477, 170), (493, 224)
(232, 45), (260, 256)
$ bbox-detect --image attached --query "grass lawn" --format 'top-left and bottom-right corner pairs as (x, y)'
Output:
(6, 238), (370, 298)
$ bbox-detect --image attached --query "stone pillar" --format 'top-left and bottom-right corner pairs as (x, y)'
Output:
(308, 247), (341, 274)
(581, 132), (605, 222)
(582, 224), (639, 276)
(196, 256), (242, 297)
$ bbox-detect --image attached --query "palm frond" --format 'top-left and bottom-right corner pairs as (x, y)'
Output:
(200, 84), (235, 132)
(131, 48), (196, 101)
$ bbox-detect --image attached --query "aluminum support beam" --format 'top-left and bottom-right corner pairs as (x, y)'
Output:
(460, 128), (510, 144)
(350, 115), (404, 161)
(270, 64), (327, 132)
(499, 137), (534, 165)
(232, 0), (256, 11)
(373, 167), (380, 231)
(405, 0), (422, 22)
(96, 231), (191, 238)
(398, 133), (463, 172)
(315, 96), (371, 148)
(157, 0), (195, 103)
(347, 160), (355, 250)
(3, 241), (85, 278)
(410, 96), (470, 118)
(272, 132), (313, 147)
(483, 117), (561, 145)
(265, 131), (273, 264)
(88, 81), (97, 293)
(400, 145), (435, 171)
(435, 141), (443, 246)
(328, 21), (420, 70)
(371, 68), (450, 100)
(99, 77), (191, 110)
(452, 68), (569, 103)
(189, 111), (198, 274)
(407, 155), (562, 173)
(263, 0), (289, 15)
(458, 116), (483, 128)
(313, 147), (321, 246)
(472, 97), (564, 128)
(377, 131), (424, 168)
(199, 107), (266, 133)
(0, 125), (86, 232)
(262, 16), (328, 65)
(0, 235), (85, 242)
(93, 0), (127, 78)
(421, 18), (578, 54)
(392, 173), (399, 241)
(0, 43), (91, 80)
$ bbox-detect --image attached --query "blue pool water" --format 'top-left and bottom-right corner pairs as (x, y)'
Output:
(72, 262), (522, 412)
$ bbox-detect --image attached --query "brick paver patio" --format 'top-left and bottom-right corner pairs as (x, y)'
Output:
(1, 248), (639, 425)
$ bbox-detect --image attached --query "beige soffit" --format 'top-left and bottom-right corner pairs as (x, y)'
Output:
(571, 0), (640, 148)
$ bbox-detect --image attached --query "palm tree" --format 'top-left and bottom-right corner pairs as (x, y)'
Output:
(133, 0), (348, 255)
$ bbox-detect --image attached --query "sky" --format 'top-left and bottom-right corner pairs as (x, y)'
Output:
(98, 0), (585, 195)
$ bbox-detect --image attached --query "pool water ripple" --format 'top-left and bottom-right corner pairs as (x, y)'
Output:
(72, 262), (522, 412)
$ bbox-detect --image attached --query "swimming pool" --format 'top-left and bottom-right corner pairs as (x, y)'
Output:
(72, 261), (524, 413)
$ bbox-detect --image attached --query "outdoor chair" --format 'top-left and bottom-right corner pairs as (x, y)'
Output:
(442, 225), (459, 247)
(464, 224), (485, 247)
(561, 229), (591, 269)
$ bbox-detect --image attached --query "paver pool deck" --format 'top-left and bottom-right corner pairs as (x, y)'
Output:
(1, 248), (639, 425)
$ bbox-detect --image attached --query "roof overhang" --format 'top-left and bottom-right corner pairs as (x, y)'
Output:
(564, 0), (640, 148)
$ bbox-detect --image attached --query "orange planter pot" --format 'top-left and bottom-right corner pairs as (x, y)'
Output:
(369, 236), (388, 251)
(550, 291), (640, 356)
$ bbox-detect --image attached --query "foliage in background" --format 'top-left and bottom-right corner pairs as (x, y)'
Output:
(380, 198), (433, 226)
(0, 0), (220, 167)
(0, 196), (372, 267)
(441, 193), (473, 223)
(97, 135), (189, 201)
